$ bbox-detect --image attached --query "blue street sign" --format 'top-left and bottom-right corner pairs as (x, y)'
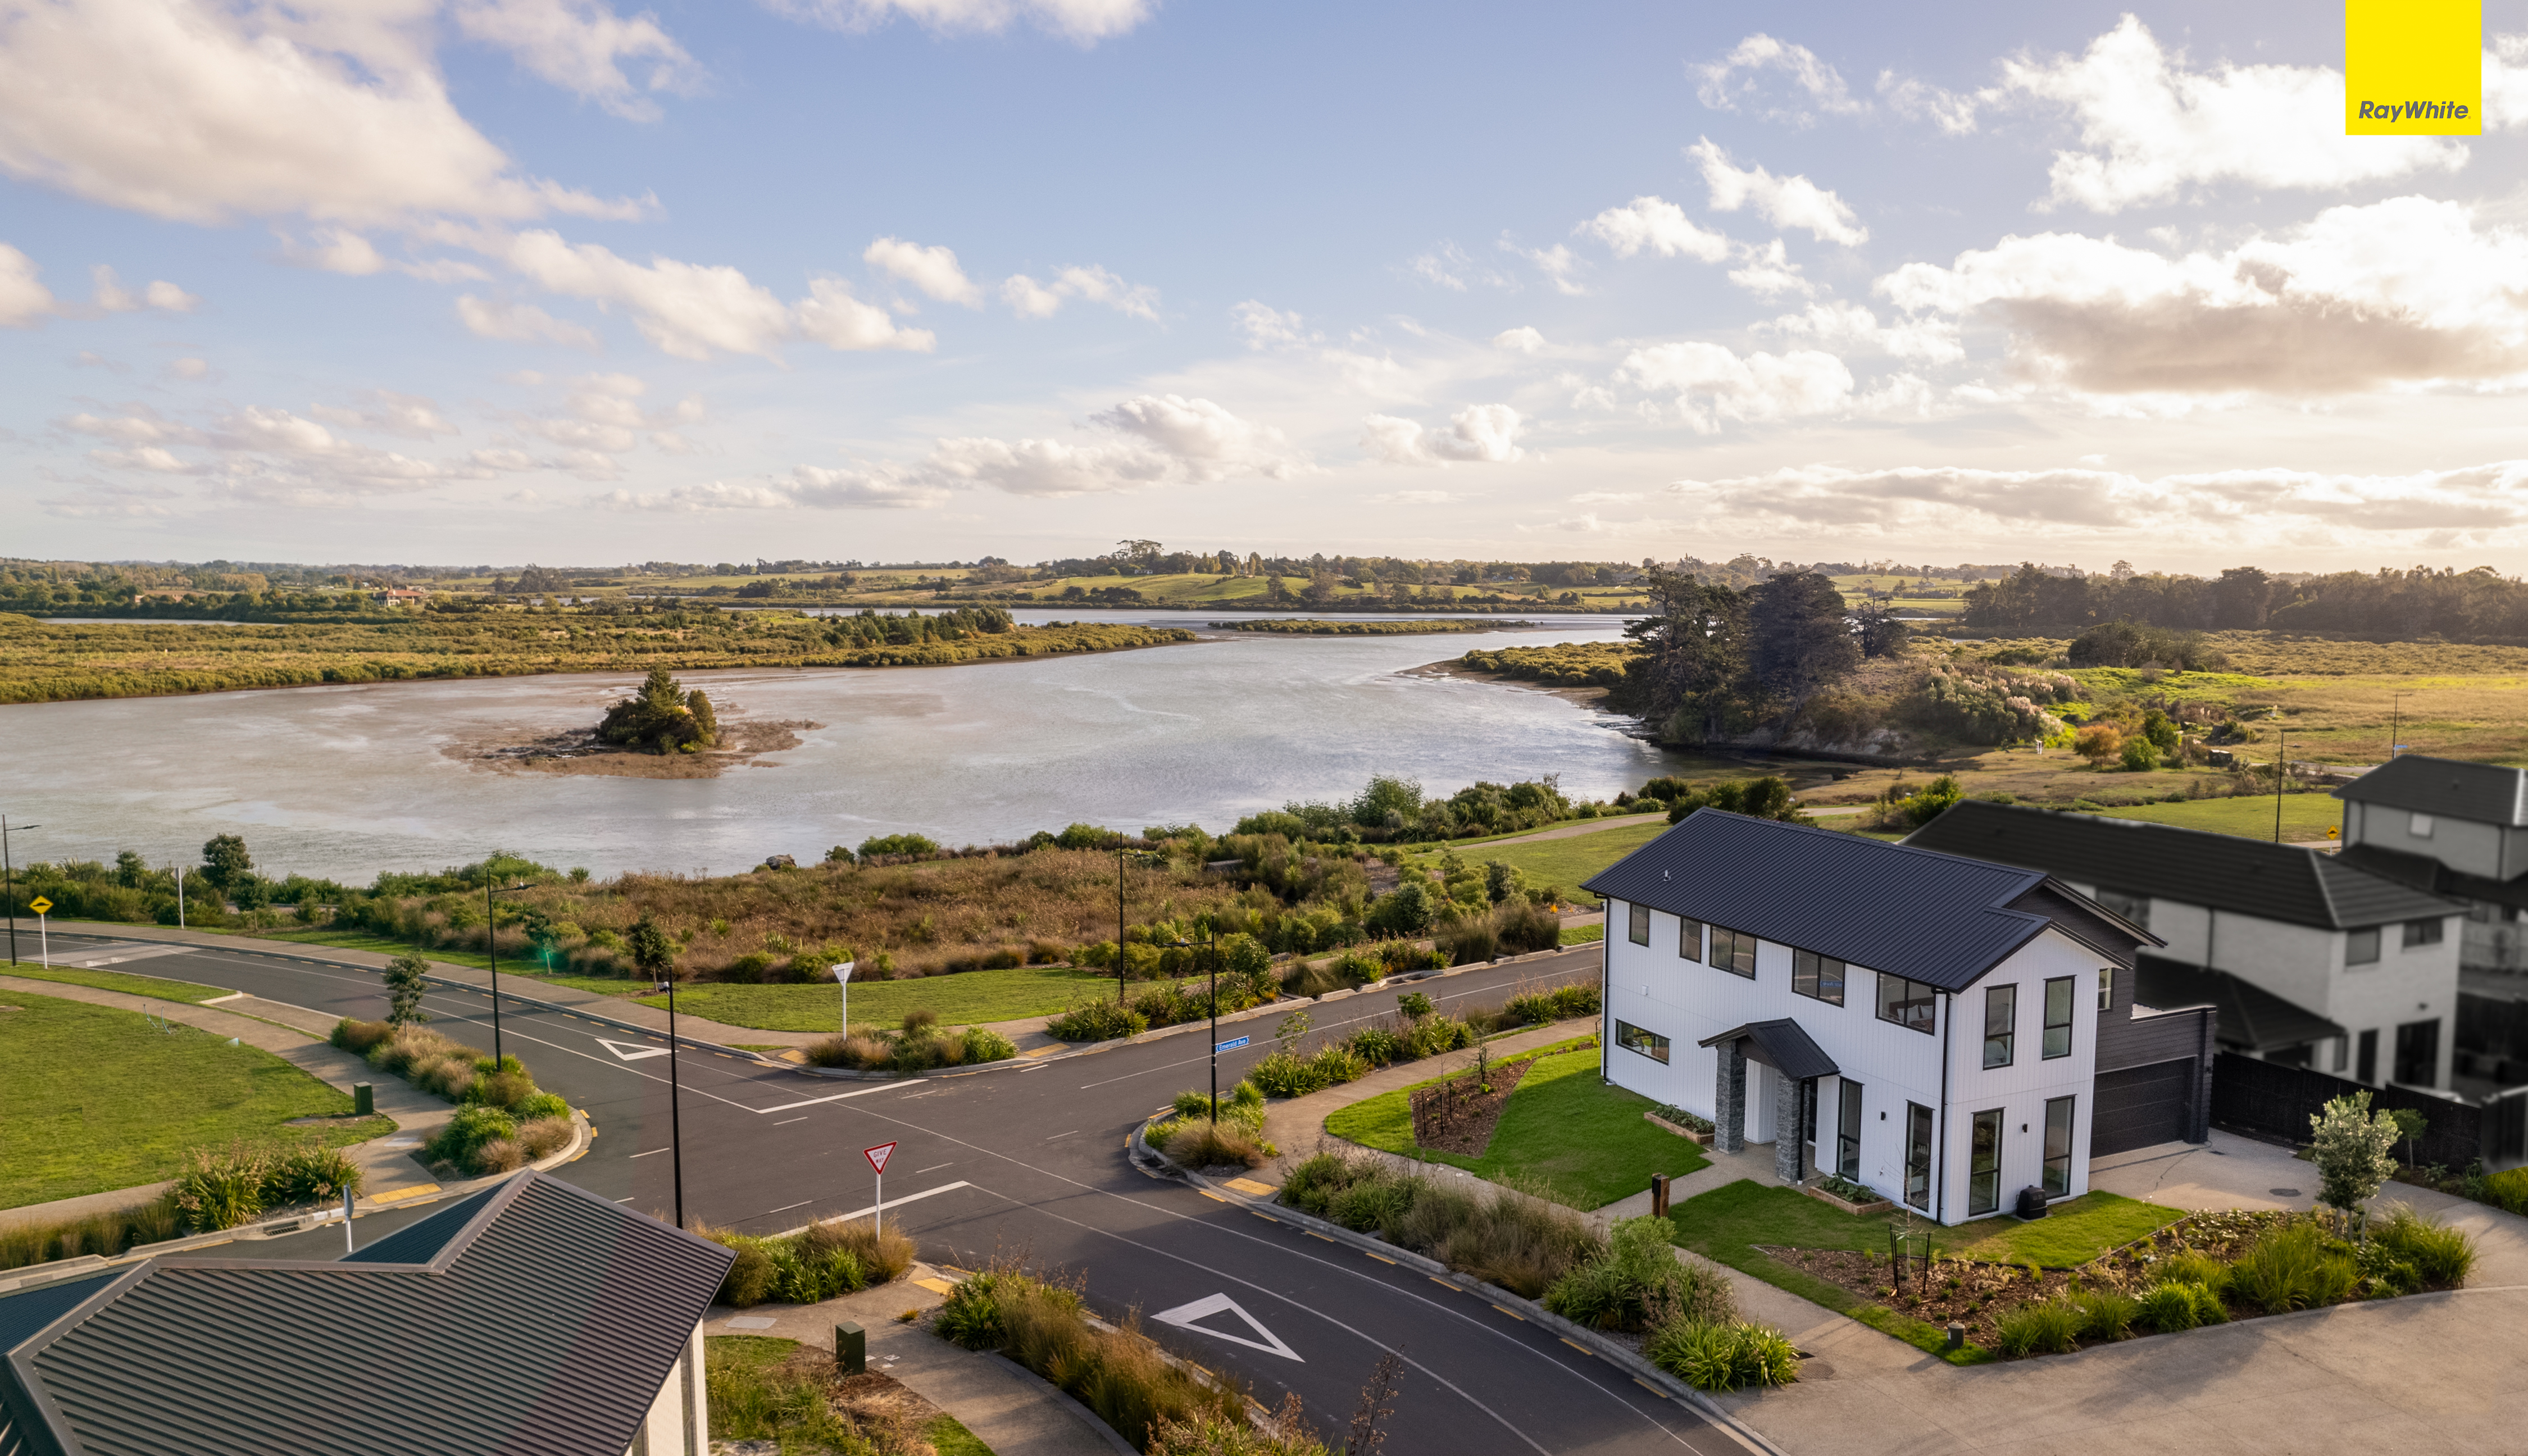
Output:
(1215, 1036), (1249, 1052)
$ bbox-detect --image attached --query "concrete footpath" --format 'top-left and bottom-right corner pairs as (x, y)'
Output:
(0, 973), (452, 1227)
(705, 1264), (1122, 1456)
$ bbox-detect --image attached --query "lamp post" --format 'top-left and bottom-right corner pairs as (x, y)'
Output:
(2, 818), (38, 966)
(656, 973), (686, 1229)
(2272, 726), (2289, 844)
(485, 878), (532, 1066)
(1171, 923), (1222, 1121)
(2389, 691), (2411, 762)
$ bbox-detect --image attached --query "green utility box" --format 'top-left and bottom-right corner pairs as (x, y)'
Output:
(353, 1083), (374, 1116)
(835, 1322), (866, 1375)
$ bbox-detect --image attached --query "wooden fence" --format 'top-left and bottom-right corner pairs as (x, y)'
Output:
(2209, 1053), (2482, 1170)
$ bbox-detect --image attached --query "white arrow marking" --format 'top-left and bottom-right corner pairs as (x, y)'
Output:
(1152, 1293), (1303, 1363)
(595, 1038), (673, 1062)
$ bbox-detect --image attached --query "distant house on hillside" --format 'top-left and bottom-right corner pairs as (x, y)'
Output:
(1586, 811), (2168, 1225)
(0, 1172), (731, 1456)
(2334, 754), (2528, 974)
(1907, 801), (2463, 1091)
(376, 587), (430, 607)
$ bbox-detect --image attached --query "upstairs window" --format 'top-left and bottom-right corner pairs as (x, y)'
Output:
(2403, 918), (2444, 949)
(2043, 976), (2075, 1059)
(1792, 949), (1845, 1005)
(1876, 972), (1938, 1034)
(1983, 984), (2016, 1068)
(1627, 903), (1650, 946)
(2346, 927), (2382, 966)
(2409, 812), (2435, 839)
(2097, 966), (2112, 1012)
(1710, 926), (1757, 979)
(1679, 917), (1706, 962)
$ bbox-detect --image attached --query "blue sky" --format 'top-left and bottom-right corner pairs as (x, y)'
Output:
(7, 0), (2528, 572)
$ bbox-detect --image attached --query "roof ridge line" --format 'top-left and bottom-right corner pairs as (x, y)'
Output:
(1700, 807), (2047, 888)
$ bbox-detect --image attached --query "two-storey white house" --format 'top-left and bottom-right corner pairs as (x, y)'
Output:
(1909, 800), (2465, 1091)
(1585, 811), (2157, 1226)
(2336, 754), (2528, 975)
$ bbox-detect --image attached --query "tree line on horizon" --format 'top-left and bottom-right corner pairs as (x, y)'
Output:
(1962, 562), (2528, 642)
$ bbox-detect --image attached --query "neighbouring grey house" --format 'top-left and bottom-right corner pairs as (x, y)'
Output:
(1586, 811), (2168, 1225)
(0, 1171), (733, 1456)
(2333, 754), (2528, 975)
(1907, 800), (2464, 1093)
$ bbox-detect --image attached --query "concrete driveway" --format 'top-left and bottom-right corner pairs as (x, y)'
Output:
(1715, 1130), (2528, 1455)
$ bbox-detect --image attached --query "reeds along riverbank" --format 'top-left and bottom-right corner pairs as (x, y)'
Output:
(0, 611), (1195, 705)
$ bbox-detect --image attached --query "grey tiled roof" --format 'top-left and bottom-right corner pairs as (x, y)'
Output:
(2335, 754), (2527, 827)
(2133, 954), (2344, 1053)
(0, 1172), (733, 1456)
(1905, 800), (2458, 931)
(1583, 809), (2150, 991)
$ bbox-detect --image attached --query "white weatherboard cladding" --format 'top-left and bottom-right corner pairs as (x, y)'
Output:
(1602, 898), (1947, 1211)
(2347, 798), (2516, 880)
(1942, 926), (2102, 1219)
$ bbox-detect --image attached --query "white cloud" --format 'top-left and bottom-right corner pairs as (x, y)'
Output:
(2488, 35), (2528, 130)
(282, 227), (488, 281)
(1493, 326), (1546, 354)
(2000, 16), (2465, 212)
(1359, 404), (1526, 465)
(863, 236), (981, 307)
(1876, 70), (1983, 134)
(600, 480), (800, 511)
(1508, 241), (1585, 295)
(90, 444), (207, 474)
(452, 0), (701, 122)
(1617, 342), (1854, 433)
(999, 265), (1158, 321)
(1406, 242), (1507, 292)
(1689, 139), (1867, 246)
(143, 279), (197, 311)
(1694, 34), (1865, 125)
(0, 244), (56, 326)
(597, 468), (946, 511)
(1726, 239), (1811, 298)
(0, 0), (645, 227)
(763, 0), (1153, 43)
(1368, 489), (1465, 505)
(788, 465), (948, 508)
(502, 232), (932, 358)
(1877, 196), (2528, 395)
(795, 277), (937, 351)
(79, 264), (195, 316)
(166, 356), (211, 380)
(458, 294), (603, 351)
(917, 394), (1301, 497)
(1231, 300), (1312, 349)
(1579, 196), (1730, 263)
(1666, 458), (2528, 541)
(1759, 300), (1963, 364)
(310, 391), (461, 439)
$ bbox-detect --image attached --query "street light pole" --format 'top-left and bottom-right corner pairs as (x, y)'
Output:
(1115, 847), (1128, 1005)
(2273, 726), (2289, 844)
(1206, 923), (1219, 1123)
(485, 878), (531, 1067)
(2390, 691), (2409, 762)
(658, 973), (686, 1229)
(2, 818), (39, 966)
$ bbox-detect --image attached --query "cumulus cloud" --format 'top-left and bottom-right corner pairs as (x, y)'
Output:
(502, 232), (933, 358)
(1617, 342), (1853, 434)
(1726, 239), (1811, 298)
(85, 265), (197, 314)
(1231, 300), (1312, 349)
(310, 391), (461, 439)
(597, 468), (948, 511)
(1689, 139), (1867, 245)
(1407, 242), (1508, 292)
(1359, 404), (1526, 465)
(795, 277), (936, 351)
(999, 265), (1158, 321)
(1877, 195), (2528, 395)
(2000, 16), (2465, 212)
(1695, 34), (1865, 125)
(1579, 196), (1731, 263)
(1368, 489), (1466, 505)
(1493, 326), (1546, 353)
(1507, 241), (1585, 295)
(0, 0), (645, 227)
(0, 244), (56, 326)
(763, 0), (1153, 43)
(863, 236), (981, 307)
(2488, 35), (2528, 130)
(1666, 458), (2528, 540)
(1759, 300), (1963, 364)
(165, 357), (212, 380)
(919, 394), (1302, 496)
(1876, 70), (1983, 134)
(458, 294), (604, 350)
(452, 0), (702, 121)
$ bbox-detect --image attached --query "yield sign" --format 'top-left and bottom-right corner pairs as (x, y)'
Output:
(1152, 1293), (1302, 1362)
(595, 1038), (672, 1062)
(865, 1141), (897, 1175)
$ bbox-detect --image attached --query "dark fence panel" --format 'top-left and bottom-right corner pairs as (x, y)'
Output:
(2211, 1053), (2482, 1168)
(2458, 990), (2528, 1059)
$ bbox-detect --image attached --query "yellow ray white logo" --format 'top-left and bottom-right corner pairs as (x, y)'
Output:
(2347, 0), (2482, 134)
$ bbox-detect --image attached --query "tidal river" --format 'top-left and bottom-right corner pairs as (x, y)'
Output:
(4, 614), (1700, 881)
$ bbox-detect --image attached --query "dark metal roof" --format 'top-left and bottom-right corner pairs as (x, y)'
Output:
(2340, 843), (2528, 910)
(1698, 1019), (1840, 1081)
(2335, 754), (2527, 827)
(0, 1172), (734, 1456)
(1904, 800), (2459, 931)
(2133, 954), (2344, 1053)
(1583, 809), (2149, 991)
(340, 1185), (504, 1266)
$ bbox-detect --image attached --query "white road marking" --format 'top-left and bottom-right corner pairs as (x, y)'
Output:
(630, 1148), (672, 1159)
(596, 1038), (673, 1062)
(1153, 1293), (1303, 1362)
(763, 1181), (976, 1237)
(749, 1084), (903, 1114)
(773, 1117), (811, 1127)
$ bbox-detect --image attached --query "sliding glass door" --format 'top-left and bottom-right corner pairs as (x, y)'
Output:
(1968, 1108), (2003, 1216)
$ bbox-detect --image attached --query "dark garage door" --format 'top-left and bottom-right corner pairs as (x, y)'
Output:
(2092, 1059), (2195, 1155)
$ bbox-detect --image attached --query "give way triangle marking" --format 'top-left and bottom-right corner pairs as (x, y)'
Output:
(595, 1038), (673, 1062)
(1151, 1293), (1302, 1363)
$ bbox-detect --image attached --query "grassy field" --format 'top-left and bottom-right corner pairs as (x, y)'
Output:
(1327, 1043), (1706, 1209)
(2090, 794), (2341, 841)
(631, 964), (1155, 1031)
(1406, 818), (1671, 907)
(1, 966), (233, 1003)
(1558, 923), (1605, 946)
(0, 991), (387, 1208)
(1662, 1181), (2182, 1361)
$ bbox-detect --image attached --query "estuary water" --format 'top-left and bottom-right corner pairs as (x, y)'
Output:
(4, 614), (1706, 881)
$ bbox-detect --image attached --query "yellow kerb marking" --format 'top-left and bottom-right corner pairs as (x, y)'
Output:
(370, 1184), (442, 1205)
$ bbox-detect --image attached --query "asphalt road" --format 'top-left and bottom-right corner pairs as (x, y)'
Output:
(25, 933), (1744, 1455)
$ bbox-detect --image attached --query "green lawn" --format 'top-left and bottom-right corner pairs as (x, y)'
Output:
(0, 991), (388, 1209)
(634, 964), (1143, 1032)
(2089, 793), (2340, 841)
(1407, 819), (1672, 908)
(1558, 923), (1604, 946)
(1663, 1181), (2186, 1362)
(1327, 1043), (1706, 1209)
(2, 966), (233, 1003)
(707, 1335), (994, 1453)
